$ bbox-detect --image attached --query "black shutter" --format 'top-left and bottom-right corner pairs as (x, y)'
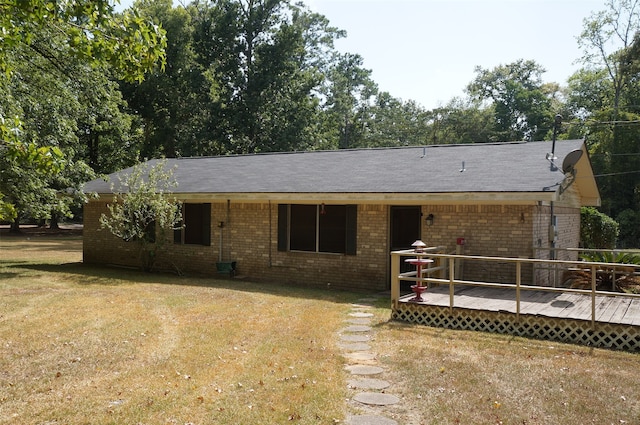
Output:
(345, 205), (357, 255)
(202, 203), (211, 246)
(277, 204), (288, 252)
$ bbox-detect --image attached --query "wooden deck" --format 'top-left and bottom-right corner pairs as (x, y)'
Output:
(398, 285), (640, 326)
(393, 285), (640, 351)
(390, 250), (640, 351)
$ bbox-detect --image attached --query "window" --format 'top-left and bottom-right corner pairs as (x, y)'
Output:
(174, 203), (211, 246)
(142, 219), (156, 243)
(290, 204), (316, 251)
(278, 204), (357, 254)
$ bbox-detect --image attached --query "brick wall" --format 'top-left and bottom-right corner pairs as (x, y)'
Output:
(83, 201), (391, 291)
(263, 203), (389, 291)
(421, 205), (536, 284)
(532, 203), (581, 286)
(83, 201), (145, 268)
(84, 200), (581, 290)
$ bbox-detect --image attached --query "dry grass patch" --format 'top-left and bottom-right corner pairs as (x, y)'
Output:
(0, 236), (358, 424)
(6, 235), (640, 424)
(371, 319), (640, 425)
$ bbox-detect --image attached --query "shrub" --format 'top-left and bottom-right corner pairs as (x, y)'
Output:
(99, 159), (182, 271)
(580, 207), (618, 249)
(563, 250), (640, 293)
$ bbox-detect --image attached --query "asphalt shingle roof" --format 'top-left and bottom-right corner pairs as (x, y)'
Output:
(84, 140), (589, 196)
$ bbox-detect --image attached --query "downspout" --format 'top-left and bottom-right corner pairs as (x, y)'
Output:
(226, 199), (231, 261)
(218, 221), (224, 263)
(269, 200), (273, 267)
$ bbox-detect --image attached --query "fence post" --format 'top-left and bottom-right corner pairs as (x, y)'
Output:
(391, 252), (400, 310)
(449, 257), (455, 313)
(591, 264), (596, 328)
(516, 261), (521, 320)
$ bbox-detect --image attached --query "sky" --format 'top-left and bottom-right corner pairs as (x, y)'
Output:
(116, 0), (610, 110)
(305, 0), (608, 109)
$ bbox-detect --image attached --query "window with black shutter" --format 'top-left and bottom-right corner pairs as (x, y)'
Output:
(174, 203), (211, 246)
(278, 204), (357, 254)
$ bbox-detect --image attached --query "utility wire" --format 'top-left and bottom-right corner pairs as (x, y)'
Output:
(590, 152), (640, 157)
(584, 119), (640, 125)
(560, 118), (640, 127)
(592, 170), (640, 177)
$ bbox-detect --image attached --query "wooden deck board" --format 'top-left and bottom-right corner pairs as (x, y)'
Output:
(455, 287), (518, 312)
(596, 297), (631, 322)
(623, 300), (640, 326)
(537, 293), (583, 319)
(609, 300), (633, 324)
(518, 291), (562, 315)
(399, 286), (640, 327)
(594, 297), (617, 322)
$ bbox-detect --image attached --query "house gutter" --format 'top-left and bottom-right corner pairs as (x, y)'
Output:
(156, 192), (561, 205)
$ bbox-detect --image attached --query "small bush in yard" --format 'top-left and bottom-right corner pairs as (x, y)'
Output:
(99, 159), (182, 272)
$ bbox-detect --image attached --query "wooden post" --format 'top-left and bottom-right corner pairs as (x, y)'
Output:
(516, 261), (521, 321)
(455, 243), (463, 279)
(591, 264), (597, 328)
(437, 256), (445, 281)
(449, 257), (455, 313)
(391, 252), (400, 310)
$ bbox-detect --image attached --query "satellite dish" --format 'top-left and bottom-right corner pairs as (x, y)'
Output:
(562, 149), (583, 174)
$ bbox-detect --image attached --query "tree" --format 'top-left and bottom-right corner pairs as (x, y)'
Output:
(571, 0), (640, 238)
(99, 159), (182, 271)
(426, 97), (496, 145)
(0, 24), (144, 229)
(0, 0), (166, 81)
(0, 0), (166, 224)
(0, 117), (64, 223)
(322, 52), (378, 149)
(360, 92), (430, 147)
(120, 0), (215, 158)
(578, 0), (640, 117)
(189, 0), (346, 154)
(466, 59), (553, 141)
(616, 208), (640, 247)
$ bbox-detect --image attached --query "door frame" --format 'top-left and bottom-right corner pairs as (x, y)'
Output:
(389, 206), (422, 288)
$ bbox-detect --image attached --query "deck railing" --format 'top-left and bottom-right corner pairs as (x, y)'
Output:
(390, 249), (640, 327)
(532, 247), (640, 287)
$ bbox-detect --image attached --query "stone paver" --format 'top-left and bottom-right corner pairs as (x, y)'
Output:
(338, 342), (372, 351)
(341, 325), (373, 333)
(349, 312), (374, 318)
(346, 318), (372, 325)
(343, 351), (377, 363)
(340, 334), (370, 343)
(342, 293), (399, 425)
(353, 392), (401, 406)
(357, 297), (379, 303)
(345, 365), (384, 375)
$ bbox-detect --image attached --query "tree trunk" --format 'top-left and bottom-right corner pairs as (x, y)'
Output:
(50, 214), (60, 230)
(9, 218), (21, 233)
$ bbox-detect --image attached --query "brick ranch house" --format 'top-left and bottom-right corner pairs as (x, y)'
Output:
(82, 140), (600, 292)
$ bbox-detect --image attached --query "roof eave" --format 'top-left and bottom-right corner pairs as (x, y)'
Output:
(123, 191), (561, 205)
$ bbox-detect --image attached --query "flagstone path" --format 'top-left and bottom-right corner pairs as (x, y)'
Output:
(340, 296), (401, 425)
